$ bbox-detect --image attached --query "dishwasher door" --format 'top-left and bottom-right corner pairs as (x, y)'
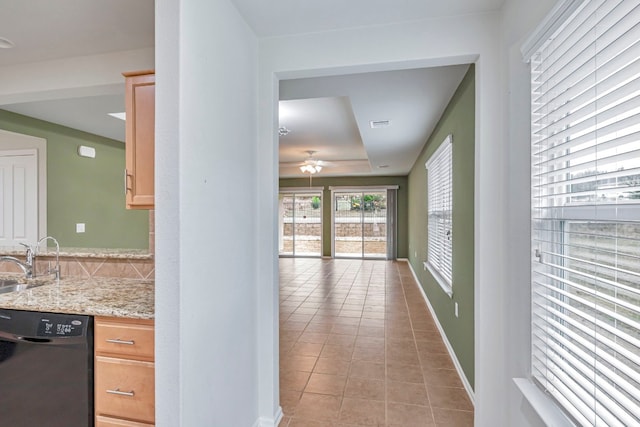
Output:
(0, 309), (93, 427)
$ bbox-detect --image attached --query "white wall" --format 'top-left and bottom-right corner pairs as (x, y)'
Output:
(154, 0), (564, 425)
(501, 0), (557, 425)
(258, 13), (507, 425)
(155, 0), (264, 425)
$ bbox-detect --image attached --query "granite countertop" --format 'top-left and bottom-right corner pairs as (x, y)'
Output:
(0, 247), (153, 260)
(0, 275), (154, 319)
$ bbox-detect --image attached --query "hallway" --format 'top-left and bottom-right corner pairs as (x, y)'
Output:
(279, 258), (473, 426)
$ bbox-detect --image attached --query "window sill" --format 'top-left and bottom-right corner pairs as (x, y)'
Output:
(513, 378), (575, 427)
(424, 262), (452, 298)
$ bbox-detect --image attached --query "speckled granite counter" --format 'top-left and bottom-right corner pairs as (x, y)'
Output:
(0, 275), (154, 319)
(0, 247), (153, 260)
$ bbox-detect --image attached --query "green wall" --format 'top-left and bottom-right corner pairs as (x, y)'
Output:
(0, 109), (149, 249)
(408, 65), (475, 388)
(279, 176), (408, 258)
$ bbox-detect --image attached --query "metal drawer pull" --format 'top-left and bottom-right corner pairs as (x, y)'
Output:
(106, 388), (135, 397)
(106, 338), (135, 345)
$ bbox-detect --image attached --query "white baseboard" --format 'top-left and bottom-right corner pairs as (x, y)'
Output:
(252, 406), (283, 427)
(403, 259), (476, 406)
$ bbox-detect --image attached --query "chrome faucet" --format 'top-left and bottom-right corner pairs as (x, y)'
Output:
(36, 236), (61, 280)
(0, 243), (35, 279)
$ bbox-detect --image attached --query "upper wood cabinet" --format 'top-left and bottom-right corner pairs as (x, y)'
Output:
(123, 70), (155, 210)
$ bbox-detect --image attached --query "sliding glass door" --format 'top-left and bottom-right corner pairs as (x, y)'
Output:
(279, 191), (322, 257)
(333, 190), (387, 259)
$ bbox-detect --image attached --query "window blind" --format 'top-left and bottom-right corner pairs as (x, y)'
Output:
(426, 135), (453, 292)
(531, 1), (640, 425)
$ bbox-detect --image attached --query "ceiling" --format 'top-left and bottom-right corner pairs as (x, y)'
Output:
(279, 66), (470, 177)
(0, 0), (490, 176)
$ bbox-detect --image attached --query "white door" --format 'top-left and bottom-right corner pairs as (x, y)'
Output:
(0, 149), (38, 246)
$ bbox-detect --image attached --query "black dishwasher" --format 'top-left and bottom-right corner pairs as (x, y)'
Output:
(0, 309), (93, 427)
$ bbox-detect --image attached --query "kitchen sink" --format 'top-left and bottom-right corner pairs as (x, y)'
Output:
(0, 278), (49, 294)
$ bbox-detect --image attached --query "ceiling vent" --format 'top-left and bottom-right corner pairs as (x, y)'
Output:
(370, 120), (391, 129)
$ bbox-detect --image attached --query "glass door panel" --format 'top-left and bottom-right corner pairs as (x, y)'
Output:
(334, 192), (363, 258)
(279, 192), (322, 257)
(293, 194), (322, 256)
(363, 192), (387, 258)
(334, 191), (388, 259)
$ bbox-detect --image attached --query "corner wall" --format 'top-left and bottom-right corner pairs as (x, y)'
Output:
(155, 0), (265, 425)
(0, 109), (149, 249)
(407, 65), (475, 388)
(279, 175), (408, 258)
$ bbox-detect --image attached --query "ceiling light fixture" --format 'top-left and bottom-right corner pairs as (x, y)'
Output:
(300, 164), (322, 174)
(0, 37), (15, 49)
(278, 126), (291, 136)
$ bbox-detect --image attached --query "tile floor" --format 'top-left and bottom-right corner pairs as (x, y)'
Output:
(279, 258), (474, 427)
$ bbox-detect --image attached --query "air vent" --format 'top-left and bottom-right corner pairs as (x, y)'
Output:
(370, 120), (391, 129)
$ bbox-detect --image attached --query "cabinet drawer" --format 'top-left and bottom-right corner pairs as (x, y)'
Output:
(95, 318), (154, 360)
(96, 415), (154, 427)
(95, 356), (155, 423)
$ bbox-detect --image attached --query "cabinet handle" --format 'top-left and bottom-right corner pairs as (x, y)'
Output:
(124, 169), (133, 193)
(106, 388), (135, 397)
(106, 338), (135, 345)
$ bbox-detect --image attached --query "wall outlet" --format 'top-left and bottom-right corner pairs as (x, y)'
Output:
(76, 223), (85, 233)
(414, 251), (417, 258)
(455, 302), (459, 318)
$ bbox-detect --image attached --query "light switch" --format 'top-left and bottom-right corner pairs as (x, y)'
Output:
(76, 223), (85, 233)
(455, 302), (459, 318)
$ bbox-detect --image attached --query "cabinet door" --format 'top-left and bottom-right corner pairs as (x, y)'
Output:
(124, 71), (155, 209)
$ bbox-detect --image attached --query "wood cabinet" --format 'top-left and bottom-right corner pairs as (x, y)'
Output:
(95, 317), (155, 426)
(123, 70), (155, 210)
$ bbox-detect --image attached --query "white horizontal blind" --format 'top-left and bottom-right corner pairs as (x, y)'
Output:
(531, 1), (640, 425)
(426, 135), (453, 291)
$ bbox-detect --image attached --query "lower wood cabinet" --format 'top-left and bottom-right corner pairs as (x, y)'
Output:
(95, 317), (155, 426)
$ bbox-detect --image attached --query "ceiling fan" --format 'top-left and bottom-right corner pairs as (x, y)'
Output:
(297, 150), (333, 175)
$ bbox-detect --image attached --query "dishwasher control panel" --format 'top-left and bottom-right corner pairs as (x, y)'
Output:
(37, 315), (87, 337)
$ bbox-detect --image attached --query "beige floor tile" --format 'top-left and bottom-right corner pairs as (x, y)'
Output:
(287, 419), (334, 427)
(357, 326), (385, 337)
(427, 386), (474, 411)
(331, 324), (359, 335)
(320, 344), (354, 361)
(386, 362), (425, 384)
(387, 402), (435, 426)
(281, 355), (318, 372)
(314, 358), (351, 376)
(326, 333), (357, 346)
(422, 368), (464, 388)
(297, 332), (329, 344)
(338, 397), (385, 426)
(348, 360), (385, 381)
(291, 342), (324, 357)
(305, 373), (347, 396)
(386, 380), (430, 406)
(295, 393), (342, 422)
(281, 370), (311, 392)
(432, 408), (474, 427)
(344, 377), (385, 400)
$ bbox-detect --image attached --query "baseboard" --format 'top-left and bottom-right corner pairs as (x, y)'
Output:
(252, 406), (283, 427)
(403, 260), (476, 406)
